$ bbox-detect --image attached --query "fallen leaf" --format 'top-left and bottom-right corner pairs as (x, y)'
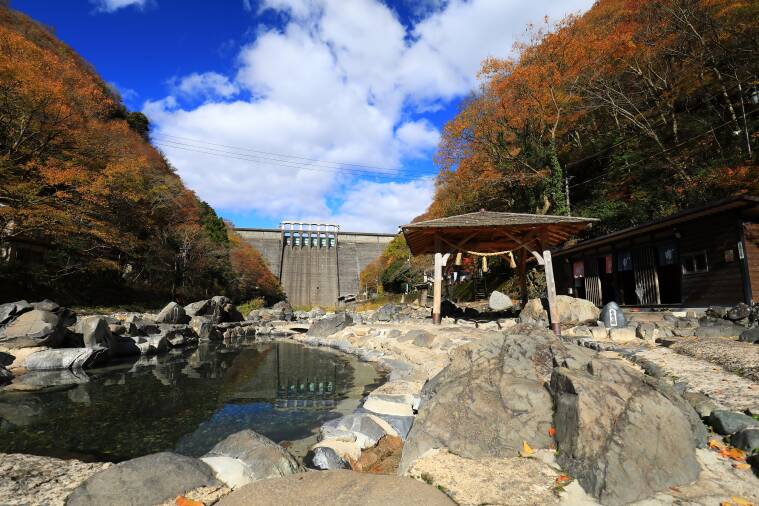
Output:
(555, 474), (571, 486)
(519, 441), (534, 457)
(176, 497), (203, 506)
(720, 447), (746, 461)
(731, 496), (753, 506)
(548, 427), (557, 437)
(708, 439), (726, 451)
(733, 463), (751, 470)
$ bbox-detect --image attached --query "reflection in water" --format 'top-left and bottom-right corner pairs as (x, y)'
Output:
(0, 340), (385, 462)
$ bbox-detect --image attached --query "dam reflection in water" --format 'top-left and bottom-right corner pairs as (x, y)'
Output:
(0, 340), (385, 462)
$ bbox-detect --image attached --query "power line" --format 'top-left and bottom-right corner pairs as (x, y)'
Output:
(152, 133), (398, 173)
(153, 140), (433, 182)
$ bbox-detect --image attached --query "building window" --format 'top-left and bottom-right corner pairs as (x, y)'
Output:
(681, 251), (708, 274)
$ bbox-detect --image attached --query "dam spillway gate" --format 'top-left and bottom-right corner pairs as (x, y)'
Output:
(236, 222), (395, 307)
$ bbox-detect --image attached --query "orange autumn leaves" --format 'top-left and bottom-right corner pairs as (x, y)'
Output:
(0, 7), (283, 302)
(424, 0), (758, 229)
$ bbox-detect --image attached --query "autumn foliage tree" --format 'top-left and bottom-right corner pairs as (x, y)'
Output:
(0, 7), (282, 304)
(427, 0), (758, 234)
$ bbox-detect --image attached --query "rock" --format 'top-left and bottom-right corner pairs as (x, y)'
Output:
(352, 435), (403, 474)
(683, 391), (718, 419)
(488, 291), (512, 311)
(307, 313), (353, 338)
(24, 348), (106, 370)
(201, 430), (301, 488)
(216, 470), (455, 506)
(708, 410), (759, 435)
(731, 427), (759, 452)
(271, 301), (294, 321)
(0, 452), (112, 506)
(223, 304), (244, 322)
(0, 300), (33, 326)
(0, 365), (12, 385)
(184, 300), (211, 317)
(600, 301), (626, 328)
(320, 413), (398, 450)
(31, 299), (60, 312)
(551, 358), (703, 505)
(0, 310), (64, 349)
(157, 324), (197, 347)
(66, 452), (219, 506)
(608, 326), (637, 343)
(374, 304), (398, 322)
(412, 332), (436, 348)
(398, 329), (431, 343)
(155, 302), (188, 324)
(695, 323), (743, 338)
(739, 328), (759, 344)
(309, 307), (326, 319)
(190, 316), (220, 341)
(520, 296), (599, 325)
(400, 330), (582, 472)
(79, 316), (114, 351)
(304, 446), (351, 470)
(211, 295), (232, 307)
(726, 303), (751, 321)
(312, 439), (361, 464)
(636, 322), (656, 342)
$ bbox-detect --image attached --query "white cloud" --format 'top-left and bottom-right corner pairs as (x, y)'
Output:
(146, 0), (593, 231)
(310, 178), (436, 233)
(172, 72), (239, 101)
(396, 120), (440, 157)
(91, 0), (148, 13)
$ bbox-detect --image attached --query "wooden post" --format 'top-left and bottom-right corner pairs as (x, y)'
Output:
(432, 235), (450, 324)
(518, 250), (528, 306)
(543, 249), (560, 336)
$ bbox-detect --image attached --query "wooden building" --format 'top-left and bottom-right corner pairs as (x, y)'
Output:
(553, 196), (759, 308)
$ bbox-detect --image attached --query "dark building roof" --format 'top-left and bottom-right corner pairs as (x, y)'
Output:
(554, 195), (759, 257)
(401, 210), (597, 255)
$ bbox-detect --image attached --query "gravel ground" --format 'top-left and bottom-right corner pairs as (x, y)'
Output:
(670, 337), (759, 382)
(636, 345), (759, 411)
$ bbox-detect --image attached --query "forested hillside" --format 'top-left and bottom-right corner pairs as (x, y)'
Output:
(0, 7), (282, 304)
(427, 0), (758, 234)
(364, 0), (758, 295)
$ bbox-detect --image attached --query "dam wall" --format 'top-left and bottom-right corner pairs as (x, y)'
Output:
(235, 225), (395, 307)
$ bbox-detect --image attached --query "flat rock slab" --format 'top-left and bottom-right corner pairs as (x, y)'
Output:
(636, 346), (759, 411)
(66, 452), (219, 506)
(670, 337), (759, 382)
(0, 453), (111, 506)
(405, 449), (564, 506)
(216, 469), (455, 506)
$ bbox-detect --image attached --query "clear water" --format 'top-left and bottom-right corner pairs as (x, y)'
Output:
(0, 340), (385, 462)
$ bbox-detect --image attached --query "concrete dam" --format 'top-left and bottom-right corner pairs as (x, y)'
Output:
(236, 222), (396, 307)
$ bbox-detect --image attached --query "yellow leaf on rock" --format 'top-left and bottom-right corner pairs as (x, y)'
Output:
(734, 463), (751, 470)
(720, 447), (746, 461)
(520, 441), (534, 457)
(708, 439), (725, 450)
(731, 496), (753, 506)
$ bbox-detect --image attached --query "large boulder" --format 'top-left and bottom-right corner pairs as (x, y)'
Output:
(154, 302), (187, 324)
(0, 310), (64, 349)
(190, 316), (221, 341)
(66, 452), (219, 506)
(551, 358), (705, 505)
(270, 301), (294, 321)
(184, 299), (211, 318)
(731, 427), (759, 452)
(24, 348), (106, 371)
(320, 413), (398, 450)
(307, 313), (353, 337)
(488, 290), (513, 311)
(201, 430), (301, 489)
(78, 316), (115, 350)
(708, 410), (759, 435)
(216, 469), (455, 506)
(0, 300), (33, 326)
(400, 330), (584, 472)
(519, 296), (600, 325)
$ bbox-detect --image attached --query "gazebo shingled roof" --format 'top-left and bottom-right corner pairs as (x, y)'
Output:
(402, 210), (598, 256)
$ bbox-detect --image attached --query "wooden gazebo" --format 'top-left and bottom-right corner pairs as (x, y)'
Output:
(401, 210), (598, 333)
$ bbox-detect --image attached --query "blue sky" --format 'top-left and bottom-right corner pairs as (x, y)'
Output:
(12, 0), (593, 232)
